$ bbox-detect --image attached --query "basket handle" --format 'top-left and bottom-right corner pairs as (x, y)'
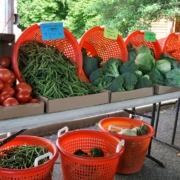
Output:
(129, 114), (143, 120)
(116, 140), (125, 153)
(108, 125), (124, 131)
(34, 152), (53, 167)
(57, 126), (69, 137)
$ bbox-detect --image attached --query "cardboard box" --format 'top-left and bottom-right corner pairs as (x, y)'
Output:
(39, 90), (110, 113)
(0, 101), (44, 120)
(154, 84), (180, 95)
(110, 87), (154, 103)
(0, 33), (15, 60)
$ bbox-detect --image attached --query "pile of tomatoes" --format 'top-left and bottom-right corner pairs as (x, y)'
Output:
(0, 56), (39, 107)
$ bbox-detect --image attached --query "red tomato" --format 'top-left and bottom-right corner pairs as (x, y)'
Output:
(3, 97), (19, 107)
(2, 87), (15, 97)
(0, 56), (11, 69)
(16, 91), (31, 103)
(7, 70), (16, 84)
(3, 82), (12, 88)
(0, 68), (11, 83)
(29, 98), (39, 103)
(15, 82), (32, 94)
(0, 92), (12, 104)
(0, 80), (4, 91)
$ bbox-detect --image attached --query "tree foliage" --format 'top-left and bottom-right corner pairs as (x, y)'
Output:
(17, 0), (180, 38)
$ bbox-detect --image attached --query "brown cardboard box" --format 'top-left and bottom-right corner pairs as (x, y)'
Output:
(110, 87), (154, 103)
(0, 101), (44, 120)
(153, 84), (180, 95)
(39, 90), (110, 113)
(0, 33), (15, 60)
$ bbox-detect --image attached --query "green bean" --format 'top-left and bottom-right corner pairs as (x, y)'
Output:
(0, 144), (48, 169)
(18, 41), (101, 99)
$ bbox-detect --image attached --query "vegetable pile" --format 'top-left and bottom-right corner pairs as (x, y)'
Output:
(18, 41), (101, 100)
(109, 124), (148, 136)
(0, 56), (38, 106)
(83, 43), (180, 92)
(73, 147), (105, 157)
(0, 144), (48, 169)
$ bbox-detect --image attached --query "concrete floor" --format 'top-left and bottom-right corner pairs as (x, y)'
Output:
(43, 105), (180, 180)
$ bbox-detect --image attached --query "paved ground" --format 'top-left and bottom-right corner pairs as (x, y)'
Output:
(44, 106), (180, 180)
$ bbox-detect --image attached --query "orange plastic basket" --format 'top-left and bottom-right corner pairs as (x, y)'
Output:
(0, 135), (58, 180)
(124, 30), (162, 60)
(12, 23), (83, 83)
(56, 127), (125, 180)
(158, 33), (180, 62)
(79, 26), (128, 63)
(98, 117), (155, 174)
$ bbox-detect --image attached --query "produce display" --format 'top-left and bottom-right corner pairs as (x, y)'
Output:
(73, 147), (105, 157)
(83, 42), (180, 92)
(108, 124), (148, 136)
(0, 144), (48, 169)
(18, 41), (101, 100)
(0, 56), (38, 107)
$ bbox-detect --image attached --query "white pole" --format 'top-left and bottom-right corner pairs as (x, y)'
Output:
(5, 0), (14, 34)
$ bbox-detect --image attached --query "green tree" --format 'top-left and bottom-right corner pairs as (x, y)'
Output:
(91, 0), (180, 37)
(17, 0), (180, 38)
(63, 0), (101, 38)
(17, 0), (68, 31)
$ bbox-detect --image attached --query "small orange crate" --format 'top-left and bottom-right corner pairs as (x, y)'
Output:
(124, 30), (162, 60)
(56, 127), (125, 180)
(79, 26), (128, 63)
(98, 117), (155, 174)
(158, 33), (180, 62)
(12, 23), (83, 83)
(0, 135), (59, 180)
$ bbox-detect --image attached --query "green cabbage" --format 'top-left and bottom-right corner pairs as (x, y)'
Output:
(155, 59), (171, 73)
(135, 45), (152, 55)
(134, 53), (155, 72)
(118, 129), (137, 136)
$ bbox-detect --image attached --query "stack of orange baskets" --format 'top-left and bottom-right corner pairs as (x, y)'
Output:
(56, 126), (125, 180)
(12, 23), (84, 83)
(158, 33), (180, 62)
(124, 30), (162, 60)
(98, 117), (155, 174)
(0, 135), (58, 180)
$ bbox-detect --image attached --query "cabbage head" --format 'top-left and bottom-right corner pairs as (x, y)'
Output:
(135, 45), (152, 55)
(135, 53), (155, 72)
(155, 59), (171, 74)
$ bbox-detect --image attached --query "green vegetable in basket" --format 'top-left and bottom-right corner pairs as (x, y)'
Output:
(135, 45), (152, 56)
(106, 75), (125, 92)
(135, 75), (152, 89)
(90, 147), (104, 157)
(155, 59), (171, 74)
(102, 57), (123, 78)
(164, 68), (180, 87)
(93, 76), (114, 89)
(121, 72), (138, 90)
(119, 60), (139, 74)
(148, 67), (164, 85)
(89, 68), (104, 83)
(0, 145), (48, 169)
(18, 41), (101, 99)
(135, 53), (155, 72)
(73, 149), (89, 157)
(133, 124), (148, 136)
(83, 56), (99, 77)
(118, 129), (137, 136)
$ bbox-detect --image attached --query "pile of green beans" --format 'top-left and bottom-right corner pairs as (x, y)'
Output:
(0, 144), (48, 169)
(18, 41), (102, 99)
